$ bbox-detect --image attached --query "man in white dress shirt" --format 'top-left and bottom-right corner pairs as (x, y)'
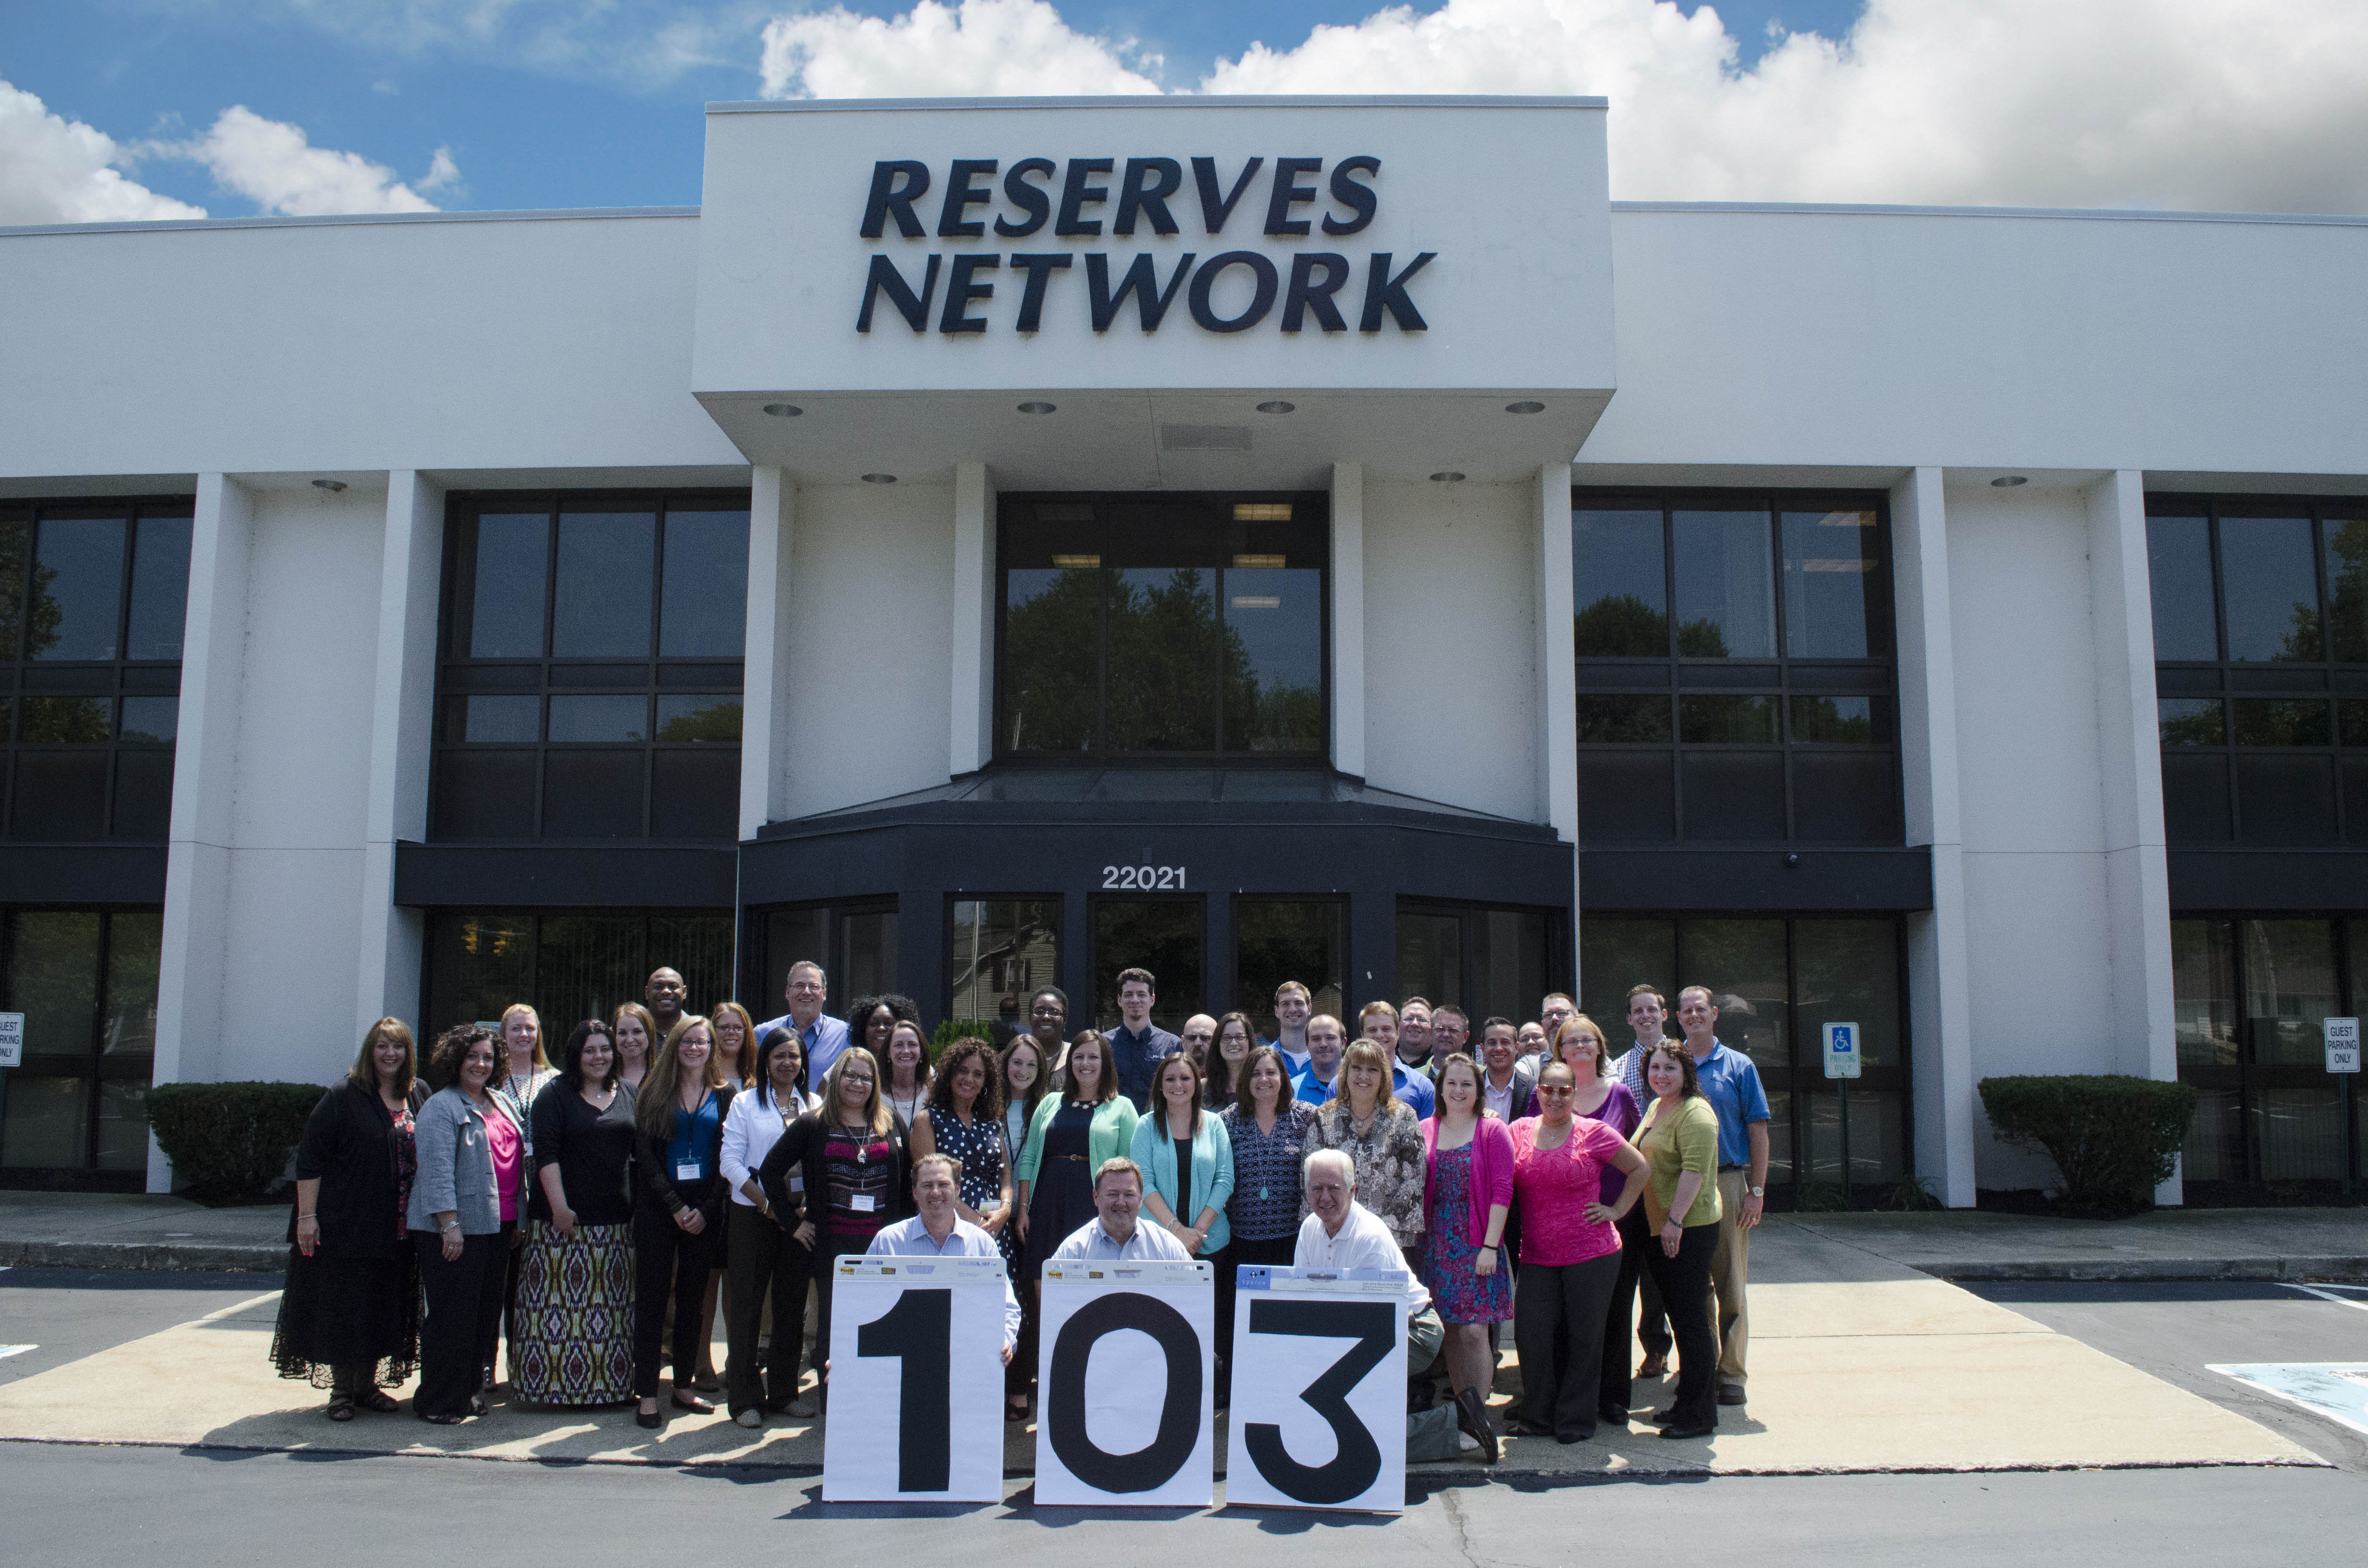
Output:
(1051, 1159), (1196, 1263)
(864, 1154), (1022, 1362)
(1294, 1150), (1472, 1463)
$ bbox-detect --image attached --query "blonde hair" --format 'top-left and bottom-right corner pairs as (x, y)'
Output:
(1554, 1014), (1609, 1076)
(499, 1003), (549, 1069)
(634, 1014), (725, 1138)
(1339, 1040), (1398, 1114)
(822, 1045), (894, 1139)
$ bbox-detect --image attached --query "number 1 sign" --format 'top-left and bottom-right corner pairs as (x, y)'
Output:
(822, 1258), (1010, 1503)
(1224, 1267), (1408, 1514)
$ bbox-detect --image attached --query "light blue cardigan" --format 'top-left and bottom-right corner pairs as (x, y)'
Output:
(1129, 1107), (1237, 1252)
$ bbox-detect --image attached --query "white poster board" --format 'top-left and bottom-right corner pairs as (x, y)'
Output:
(1822, 1021), (1862, 1080)
(822, 1257), (1010, 1503)
(1224, 1265), (1409, 1514)
(1034, 1259), (1213, 1507)
(2325, 1017), (2360, 1075)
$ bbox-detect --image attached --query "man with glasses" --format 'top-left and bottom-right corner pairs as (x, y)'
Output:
(1531, 993), (1577, 1071)
(756, 960), (851, 1085)
(1431, 1005), (1471, 1071)
(1179, 1014), (1218, 1071)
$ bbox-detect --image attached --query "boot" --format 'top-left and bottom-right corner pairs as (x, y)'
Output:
(1455, 1386), (1500, 1464)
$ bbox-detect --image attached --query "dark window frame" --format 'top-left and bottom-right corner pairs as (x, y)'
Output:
(743, 896), (902, 1023)
(1571, 489), (1902, 846)
(0, 902), (164, 1187)
(0, 498), (193, 845)
(1395, 895), (1574, 1025)
(2148, 493), (2368, 847)
(992, 490), (1332, 765)
(942, 893), (1064, 1031)
(419, 906), (740, 1044)
(431, 490), (750, 844)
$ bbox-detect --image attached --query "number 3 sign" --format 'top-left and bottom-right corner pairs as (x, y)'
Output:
(1035, 1260), (1215, 1507)
(822, 1258), (1011, 1503)
(1224, 1268), (1409, 1514)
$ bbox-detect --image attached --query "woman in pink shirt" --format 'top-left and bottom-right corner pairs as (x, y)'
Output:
(1508, 1060), (1651, 1444)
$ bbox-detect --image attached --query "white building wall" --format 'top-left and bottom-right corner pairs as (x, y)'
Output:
(1359, 477), (1540, 822)
(777, 481), (957, 820)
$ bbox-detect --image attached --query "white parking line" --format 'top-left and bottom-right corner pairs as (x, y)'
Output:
(2281, 1284), (2368, 1313)
(0, 1346), (34, 1361)
(2210, 1362), (2368, 1437)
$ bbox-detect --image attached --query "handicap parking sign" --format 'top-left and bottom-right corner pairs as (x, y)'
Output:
(1822, 1022), (1861, 1080)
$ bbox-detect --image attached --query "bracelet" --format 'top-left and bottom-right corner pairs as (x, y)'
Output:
(440, 1223), (459, 1234)
(298, 1213), (316, 1221)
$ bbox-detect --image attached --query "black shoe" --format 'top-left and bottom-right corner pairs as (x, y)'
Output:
(636, 1404), (663, 1429)
(467, 1394), (488, 1417)
(421, 1412), (467, 1426)
(1715, 1384), (1747, 1406)
(326, 1397), (356, 1422)
(1598, 1407), (1630, 1429)
(1659, 1416), (1717, 1440)
(1555, 1428), (1592, 1445)
(1454, 1388), (1500, 1464)
(1506, 1415), (1556, 1439)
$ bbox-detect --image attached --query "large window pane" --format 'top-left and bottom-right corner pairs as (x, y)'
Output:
(2254, 1086), (2346, 1182)
(2171, 920), (2238, 1068)
(839, 908), (900, 1003)
(1396, 909), (1462, 1013)
(11, 751), (109, 839)
(125, 515), (192, 661)
(1221, 567), (1322, 753)
(0, 1076), (88, 1168)
(1676, 919), (1788, 1078)
(949, 898), (1061, 1033)
(2326, 512), (2368, 663)
(1672, 510), (1775, 659)
(0, 514), (27, 659)
(535, 915), (648, 1032)
(1000, 566), (1099, 753)
(2241, 919), (2340, 1066)
(649, 748), (739, 839)
(1578, 918), (1676, 1041)
(1792, 920), (1900, 1069)
(1107, 568), (1218, 750)
(1469, 908), (1547, 1027)
(432, 912), (535, 1031)
(1680, 751), (1786, 840)
(2182, 1087), (2243, 1184)
(2232, 755), (2337, 844)
(8, 911), (101, 1057)
(541, 750), (644, 837)
(654, 696), (740, 742)
(1679, 694), (1778, 744)
(2158, 698), (2225, 747)
(2233, 698), (2330, 747)
(2145, 512), (2217, 661)
(95, 1079), (150, 1170)
(1094, 898), (1203, 1032)
(658, 510), (750, 658)
(29, 517), (125, 661)
(2219, 514), (2319, 662)
(102, 912), (161, 1056)
(2160, 753), (2232, 843)
(468, 512), (547, 659)
(548, 694), (647, 742)
(552, 510), (655, 659)
(651, 915), (736, 1016)
(1576, 752), (1675, 843)
(1235, 898), (1344, 1039)
(1574, 509), (1667, 656)
(1782, 509), (1883, 659)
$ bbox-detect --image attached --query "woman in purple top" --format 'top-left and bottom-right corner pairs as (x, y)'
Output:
(1419, 1054), (1515, 1462)
(1522, 1015), (1640, 1135)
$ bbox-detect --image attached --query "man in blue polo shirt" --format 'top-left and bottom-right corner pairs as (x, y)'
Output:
(1296, 1001), (1435, 1120)
(755, 959), (852, 1085)
(1674, 984), (1771, 1408)
(1106, 967), (1180, 1112)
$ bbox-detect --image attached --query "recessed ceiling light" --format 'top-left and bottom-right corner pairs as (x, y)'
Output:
(1505, 401), (1545, 414)
(762, 403), (802, 417)
(311, 478), (346, 492)
(861, 473), (897, 484)
(1991, 475), (2028, 487)
(1016, 401), (1057, 414)
(1256, 400), (1296, 414)
(1430, 471), (1466, 483)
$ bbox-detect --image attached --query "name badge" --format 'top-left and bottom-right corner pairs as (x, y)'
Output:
(676, 1162), (702, 1182)
(851, 1193), (878, 1213)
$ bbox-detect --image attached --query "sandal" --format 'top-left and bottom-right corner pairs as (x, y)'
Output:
(356, 1390), (400, 1414)
(326, 1396), (357, 1422)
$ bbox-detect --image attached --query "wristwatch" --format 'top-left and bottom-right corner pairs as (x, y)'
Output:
(1748, 1185), (1765, 1199)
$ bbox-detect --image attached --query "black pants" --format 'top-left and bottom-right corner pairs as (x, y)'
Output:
(1513, 1250), (1620, 1440)
(1640, 1221), (1719, 1428)
(1624, 1206), (1672, 1358)
(1213, 1234), (1299, 1404)
(633, 1193), (723, 1399)
(807, 1232), (866, 1393)
(1007, 1264), (1038, 1401)
(1602, 1217), (1646, 1416)
(415, 1225), (511, 1419)
(723, 1203), (812, 1415)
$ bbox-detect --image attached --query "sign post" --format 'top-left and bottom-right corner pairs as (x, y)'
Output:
(0, 1013), (21, 1069)
(822, 1257), (1010, 1503)
(1034, 1259), (1213, 1508)
(1822, 1023), (1861, 1209)
(1224, 1266), (1409, 1514)
(2328, 1018), (2360, 1197)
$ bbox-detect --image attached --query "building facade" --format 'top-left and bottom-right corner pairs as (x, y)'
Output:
(1, 96), (2362, 1204)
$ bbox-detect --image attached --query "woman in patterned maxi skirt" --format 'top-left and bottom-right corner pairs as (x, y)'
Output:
(513, 1020), (639, 1405)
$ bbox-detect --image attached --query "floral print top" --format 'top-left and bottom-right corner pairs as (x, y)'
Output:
(1300, 1098), (1427, 1248)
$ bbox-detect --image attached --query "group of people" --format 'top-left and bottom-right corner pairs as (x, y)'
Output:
(270, 958), (1770, 1458)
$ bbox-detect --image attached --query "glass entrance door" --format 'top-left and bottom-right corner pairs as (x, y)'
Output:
(1091, 896), (1203, 1033)
(1233, 897), (1345, 1039)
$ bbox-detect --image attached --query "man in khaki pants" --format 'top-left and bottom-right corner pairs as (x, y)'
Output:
(1674, 986), (1771, 1407)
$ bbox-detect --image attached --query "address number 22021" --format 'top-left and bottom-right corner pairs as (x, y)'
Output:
(1103, 865), (1187, 890)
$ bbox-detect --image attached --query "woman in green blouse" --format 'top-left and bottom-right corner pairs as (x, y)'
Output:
(1632, 1042), (1723, 1440)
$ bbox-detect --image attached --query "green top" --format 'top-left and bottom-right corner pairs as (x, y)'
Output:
(1014, 1092), (1141, 1186)
(1634, 1094), (1724, 1230)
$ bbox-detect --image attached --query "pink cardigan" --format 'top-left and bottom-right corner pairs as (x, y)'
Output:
(1420, 1114), (1516, 1248)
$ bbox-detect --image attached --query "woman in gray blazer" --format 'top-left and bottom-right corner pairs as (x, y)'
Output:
(408, 1025), (530, 1424)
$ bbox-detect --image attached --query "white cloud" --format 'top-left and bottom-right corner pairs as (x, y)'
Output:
(419, 145), (461, 194)
(752, 0), (2368, 213)
(0, 79), (208, 224)
(761, 0), (1159, 100)
(165, 105), (445, 216)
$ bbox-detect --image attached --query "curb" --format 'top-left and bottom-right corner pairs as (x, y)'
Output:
(2, 1240), (284, 1273)
(1920, 1256), (2368, 1285)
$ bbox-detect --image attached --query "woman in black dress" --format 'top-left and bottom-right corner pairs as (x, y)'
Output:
(272, 1018), (422, 1420)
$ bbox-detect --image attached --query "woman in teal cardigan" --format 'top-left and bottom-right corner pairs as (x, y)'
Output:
(1130, 1053), (1236, 1257)
(1015, 1031), (1140, 1271)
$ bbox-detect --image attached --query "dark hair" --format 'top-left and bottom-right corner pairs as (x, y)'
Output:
(560, 1019), (619, 1092)
(885, 1019), (933, 1095)
(848, 993), (921, 1048)
(1000, 1035), (1052, 1121)
(1030, 985), (1070, 1017)
(1115, 967), (1156, 992)
(427, 1025), (495, 1091)
(754, 1026), (806, 1108)
(1432, 1004), (1468, 1028)
(1205, 1012), (1257, 1110)
(1644, 1042), (1704, 1101)
(1238, 1044), (1299, 1114)
(1151, 1050), (1205, 1131)
(1479, 1016), (1517, 1037)
(1062, 1030), (1120, 1104)
(1434, 1051), (1483, 1109)
(348, 1018), (417, 1100)
(928, 1036), (1005, 1122)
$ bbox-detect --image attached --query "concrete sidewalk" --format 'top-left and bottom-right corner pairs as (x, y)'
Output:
(3, 1191), (2359, 1282)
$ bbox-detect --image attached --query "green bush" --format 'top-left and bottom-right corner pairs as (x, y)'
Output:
(930, 1019), (999, 1059)
(145, 1081), (326, 1202)
(1977, 1074), (2198, 1215)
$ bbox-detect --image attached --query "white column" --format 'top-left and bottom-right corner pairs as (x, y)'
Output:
(149, 473), (254, 1191)
(1534, 462), (1579, 983)
(740, 468), (797, 839)
(949, 462), (996, 775)
(1330, 461), (1367, 779)
(353, 471), (442, 1041)
(1892, 466), (1978, 1208)
(2088, 468), (2183, 1204)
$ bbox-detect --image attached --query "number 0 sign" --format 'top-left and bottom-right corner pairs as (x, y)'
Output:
(822, 1258), (1010, 1503)
(1034, 1260), (1214, 1507)
(1224, 1268), (1409, 1514)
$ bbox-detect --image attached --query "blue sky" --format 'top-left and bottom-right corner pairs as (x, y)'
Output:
(1, 0), (1868, 214)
